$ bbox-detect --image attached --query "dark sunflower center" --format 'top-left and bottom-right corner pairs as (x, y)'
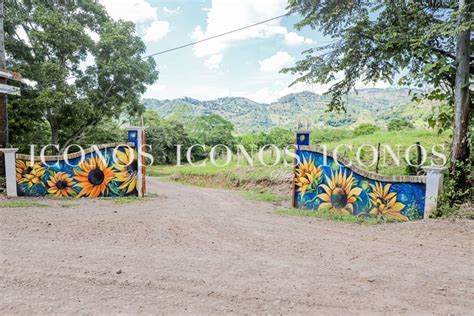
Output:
(88, 168), (105, 186)
(377, 197), (387, 207)
(22, 166), (33, 176)
(127, 160), (138, 174)
(56, 180), (68, 190)
(331, 187), (348, 209)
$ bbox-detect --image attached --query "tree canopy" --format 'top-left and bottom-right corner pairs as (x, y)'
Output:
(283, 0), (471, 114)
(187, 114), (236, 151)
(5, 0), (158, 151)
(283, 0), (472, 203)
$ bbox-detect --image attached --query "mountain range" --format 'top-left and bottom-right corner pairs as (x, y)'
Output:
(143, 88), (433, 134)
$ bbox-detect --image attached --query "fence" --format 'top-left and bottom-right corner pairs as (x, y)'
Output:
(292, 131), (445, 220)
(0, 127), (146, 198)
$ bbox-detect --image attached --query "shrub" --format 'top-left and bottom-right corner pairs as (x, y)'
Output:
(353, 123), (380, 136)
(311, 128), (352, 143)
(387, 118), (415, 131)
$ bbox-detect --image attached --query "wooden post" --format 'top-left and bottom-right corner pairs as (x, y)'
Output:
(416, 141), (422, 172)
(140, 116), (147, 196)
(291, 133), (297, 208)
(293, 130), (311, 208)
(375, 143), (381, 174)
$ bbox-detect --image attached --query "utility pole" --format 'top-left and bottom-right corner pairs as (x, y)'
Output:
(0, 0), (7, 177)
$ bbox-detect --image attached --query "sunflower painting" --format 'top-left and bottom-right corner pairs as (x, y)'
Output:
(294, 156), (322, 198)
(368, 182), (408, 221)
(74, 155), (115, 198)
(47, 172), (76, 197)
(14, 145), (140, 198)
(318, 168), (362, 214)
(294, 150), (426, 221)
(113, 148), (139, 194)
(16, 160), (45, 188)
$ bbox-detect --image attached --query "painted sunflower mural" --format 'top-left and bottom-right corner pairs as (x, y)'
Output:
(113, 148), (139, 194)
(295, 156), (322, 198)
(47, 172), (76, 197)
(318, 168), (362, 214)
(14, 145), (140, 198)
(368, 182), (408, 221)
(16, 160), (45, 188)
(294, 149), (426, 221)
(74, 156), (115, 198)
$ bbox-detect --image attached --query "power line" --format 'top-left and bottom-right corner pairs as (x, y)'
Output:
(26, 13), (291, 90)
(145, 13), (289, 58)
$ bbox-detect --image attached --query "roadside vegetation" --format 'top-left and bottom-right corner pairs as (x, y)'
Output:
(274, 208), (380, 225)
(0, 201), (49, 208)
(147, 122), (453, 208)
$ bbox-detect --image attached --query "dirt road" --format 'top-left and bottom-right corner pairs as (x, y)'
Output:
(1, 178), (473, 314)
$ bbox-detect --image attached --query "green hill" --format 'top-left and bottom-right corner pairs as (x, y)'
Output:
(143, 88), (433, 133)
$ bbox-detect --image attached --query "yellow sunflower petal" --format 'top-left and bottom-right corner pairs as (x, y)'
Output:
(386, 211), (408, 221)
(390, 202), (405, 212)
(318, 193), (331, 202)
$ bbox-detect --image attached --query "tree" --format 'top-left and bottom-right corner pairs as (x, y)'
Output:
(0, 0), (7, 176)
(5, 0), (158, 152)
(146, 119), (192, 165)
(387, 118), (415, 131)
(79, 119), (125, 147)
(142, 109), (162, 128)
(188, 114), (235, 152)
(267, 128), (294, 149)
(353, 123), (380, 137)
(283, 0), (472, 202)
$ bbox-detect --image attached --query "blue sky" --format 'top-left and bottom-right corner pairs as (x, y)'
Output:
(99, 0), (388, 103)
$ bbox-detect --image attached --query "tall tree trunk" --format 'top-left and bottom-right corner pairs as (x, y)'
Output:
(450, 0), (472, 202)
(0, 0), (7, 178)
(50, 119), (59, 153)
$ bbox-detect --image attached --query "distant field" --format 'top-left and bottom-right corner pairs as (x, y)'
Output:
(148, 129), (450, 181)
(321, 129), (450, 175)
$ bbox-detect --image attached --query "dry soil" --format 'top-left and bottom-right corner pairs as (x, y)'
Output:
(1, 178), (473, 314)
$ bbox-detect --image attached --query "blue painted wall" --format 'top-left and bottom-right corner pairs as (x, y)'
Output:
(16, 146), (138, 198)
(294, 149), (426, 221)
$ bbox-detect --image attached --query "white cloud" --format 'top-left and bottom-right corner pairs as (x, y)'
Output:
(244, 82), (310, 103)
(259, 51), (295, 72)
(204, 54), (224, 69)
(144, 82), (167, 99)
(284, 32), (314, 46)
(99, 0), (157, 22)
(163, 6), (181, 15)
(190, 0), (314, 66)
(143, 20), (170, 42)
(191, 0), (288, 59)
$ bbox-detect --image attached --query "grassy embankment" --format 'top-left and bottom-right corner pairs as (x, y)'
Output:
(274, 208), (380, 224)
(148, 129), (450, 204)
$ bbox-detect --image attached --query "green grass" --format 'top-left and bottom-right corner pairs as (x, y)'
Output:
(60, 203), (79, 208)
(148, 153), (292, 184)
(1, 201), (49, 208)
(148, 129), (449, 182)
(275, 208), (380, 225)
(324, 129), (450, 175)
(241, 190), (283, 203)
(110, 196), (141, 204)
(147, 129), (450, 204)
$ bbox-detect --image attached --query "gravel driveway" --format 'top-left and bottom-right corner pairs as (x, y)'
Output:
(1, 178), (473, 314)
